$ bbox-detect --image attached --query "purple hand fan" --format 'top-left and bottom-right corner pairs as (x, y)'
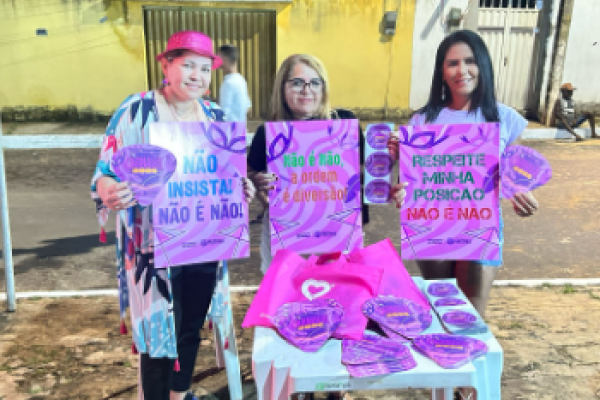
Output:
(440, 308), (489, 335)
(365, 179), (391, 204)
(366, 153), (393, 178)
(412, 334), (488, 369)
(366, 124), (392, 150)
(464, 336), (488, 360)
(379, 323), (411, 342)
(434, 298), (467, 307)
(342, 335), (410, 364)
(441, 310), (478, 328)
(271, 299), (344, 352)
(111, 144), (177, 206)
(362, 297), (432, 338)
(427, 282), (459, 298)
(346, 356), (417, 378)
(501, 145), (552, 199)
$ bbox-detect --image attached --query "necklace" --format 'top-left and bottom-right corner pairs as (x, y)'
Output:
(162, 89), (204, 122)
(167, 100), (202, 121)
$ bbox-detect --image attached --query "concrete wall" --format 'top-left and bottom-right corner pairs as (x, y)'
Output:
(0, 0), (416, 122)
(561, 0), (600, 110)
(409, 0), (470, 111)
(533, 0), (561, 120)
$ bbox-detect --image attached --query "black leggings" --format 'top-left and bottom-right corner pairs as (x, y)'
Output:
(140, 262), (218, 400)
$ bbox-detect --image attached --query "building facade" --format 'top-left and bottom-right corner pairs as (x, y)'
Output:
(1, 0), (595, 124)
(0, 0), (416, 122)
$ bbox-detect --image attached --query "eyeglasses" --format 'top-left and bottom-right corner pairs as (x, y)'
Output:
(286, 78), (324, 93)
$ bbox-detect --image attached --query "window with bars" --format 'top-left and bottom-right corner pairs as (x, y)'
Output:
(479, 0), (538, 8)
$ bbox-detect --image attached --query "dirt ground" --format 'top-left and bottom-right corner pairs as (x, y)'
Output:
(1, 285), (600, 400)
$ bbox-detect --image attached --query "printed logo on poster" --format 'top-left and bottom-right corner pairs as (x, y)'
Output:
(398, 123), (500, 261)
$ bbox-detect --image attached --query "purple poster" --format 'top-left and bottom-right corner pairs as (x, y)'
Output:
(266, 120), (363, 255)
(150, 122), (249, 268)
(399, 123), (500, 261)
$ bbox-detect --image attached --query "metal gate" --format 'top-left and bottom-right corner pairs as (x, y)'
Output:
(143, 6), (276, 119)
(478, 0), (541, 110)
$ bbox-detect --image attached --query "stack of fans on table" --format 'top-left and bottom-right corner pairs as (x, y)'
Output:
(243, 239), (489, 378)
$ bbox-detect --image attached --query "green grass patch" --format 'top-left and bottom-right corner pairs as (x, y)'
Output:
(526, 361), (541, 371)
(29, 386), (42, 394)
(4, 123), (18, 135)
(562, 284), (577, 294)
(498, 320), (525, 330)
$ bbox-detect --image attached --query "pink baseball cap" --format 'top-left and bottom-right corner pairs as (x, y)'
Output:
(156, 30), (223, 69)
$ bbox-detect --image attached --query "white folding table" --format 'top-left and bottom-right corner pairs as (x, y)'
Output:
(251, 278), (503, 400)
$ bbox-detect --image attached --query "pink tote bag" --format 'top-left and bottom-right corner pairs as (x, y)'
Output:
(347, 238), (431, 311)
(242, 250), (383, 340)
(242, 248), (304, 329)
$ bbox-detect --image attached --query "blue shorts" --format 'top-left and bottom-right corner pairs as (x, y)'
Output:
(479, 211), (504, 267)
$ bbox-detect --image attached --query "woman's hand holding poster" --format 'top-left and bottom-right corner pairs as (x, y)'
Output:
(149, 122), (249, 268)
(398, 123), (500, 261)
(266, 120), (363, 255)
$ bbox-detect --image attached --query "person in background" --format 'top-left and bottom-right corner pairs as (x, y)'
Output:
(218, 44), (252, 123)
(92, 31), (255, 400)
(552, 82), (598, 141)
(388, 30), (540, 398)
(218, 44), (265, 222)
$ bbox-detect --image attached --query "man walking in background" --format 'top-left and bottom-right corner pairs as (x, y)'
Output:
(218, 44), (252, 123)
(553, 83), (598, 141)
(219, 44), (267, 222)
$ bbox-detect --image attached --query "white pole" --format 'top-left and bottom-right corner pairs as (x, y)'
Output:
(0, 113), (16, 312)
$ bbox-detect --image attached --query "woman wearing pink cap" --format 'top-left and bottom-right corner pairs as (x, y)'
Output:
(91, 31), (255, 400)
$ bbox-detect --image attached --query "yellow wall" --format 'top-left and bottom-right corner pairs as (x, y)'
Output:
(0, 0), (415, 119)
(0, 0), (145, 115)
(275, 0), (415, 117)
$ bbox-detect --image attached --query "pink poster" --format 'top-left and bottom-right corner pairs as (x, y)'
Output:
(266, 120), (363, 255)
(399, 123), (500, 261)
(150, 122), (249, 268)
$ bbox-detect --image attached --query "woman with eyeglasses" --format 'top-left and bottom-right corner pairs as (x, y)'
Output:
(247, 54), (368, 400)
(248, 54), (370, 278)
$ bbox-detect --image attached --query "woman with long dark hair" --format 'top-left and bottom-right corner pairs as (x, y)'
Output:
(390, 29), (539, 318)
(389, 29), (540, 400)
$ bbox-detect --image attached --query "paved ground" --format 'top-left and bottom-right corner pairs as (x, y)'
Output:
(0, 122), (599, 293)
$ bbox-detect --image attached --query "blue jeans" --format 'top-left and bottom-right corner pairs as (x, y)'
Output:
(558, 115), (587, 129)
